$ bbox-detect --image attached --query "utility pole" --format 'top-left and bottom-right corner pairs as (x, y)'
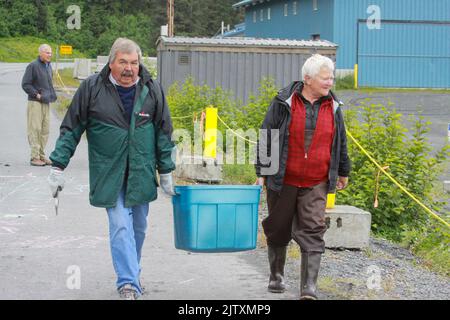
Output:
(167, 0), (174, 37)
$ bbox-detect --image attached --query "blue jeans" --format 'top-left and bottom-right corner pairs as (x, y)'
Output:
(106, 188), (149, 295)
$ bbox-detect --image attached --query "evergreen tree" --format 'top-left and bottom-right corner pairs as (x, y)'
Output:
(0, 0), (243, 56)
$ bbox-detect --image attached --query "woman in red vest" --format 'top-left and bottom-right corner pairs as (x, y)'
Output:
(255, 54), (351, 300)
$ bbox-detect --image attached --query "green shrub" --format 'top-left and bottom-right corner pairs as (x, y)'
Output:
(335, 74), (355, 90)
(167, 77), (240, 136)
(141, 59), (157, 79)
(339, 100), (450, 241)
(232, 77), (279, 131)
(167, 77), (278, 133)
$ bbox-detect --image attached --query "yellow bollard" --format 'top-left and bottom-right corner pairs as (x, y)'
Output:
(326, 193), (336, 209)
(203, 107), (218, 158)
(354, 64), (358, 89)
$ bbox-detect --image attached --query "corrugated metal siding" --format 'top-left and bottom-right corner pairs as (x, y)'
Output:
(244, 0), (334, 41)
(357, 21), (450, 88)
(333, 0), (450, 69)
(158, 48), (335, 102)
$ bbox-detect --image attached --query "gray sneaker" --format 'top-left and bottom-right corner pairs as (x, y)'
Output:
(118, 284), (138, 300)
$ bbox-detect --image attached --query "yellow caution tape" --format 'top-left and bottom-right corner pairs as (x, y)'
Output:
(217, 114), (257, 144)
(55, 70), (73, 96)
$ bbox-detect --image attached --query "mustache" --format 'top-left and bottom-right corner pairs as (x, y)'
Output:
(121, 70), (133, 77)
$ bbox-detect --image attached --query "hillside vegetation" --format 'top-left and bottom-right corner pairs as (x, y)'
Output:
(0, 0), (242, 60)
(0, 36), (85, 62)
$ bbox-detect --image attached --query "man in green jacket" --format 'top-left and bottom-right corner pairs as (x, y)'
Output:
(47, 38), (176, 300)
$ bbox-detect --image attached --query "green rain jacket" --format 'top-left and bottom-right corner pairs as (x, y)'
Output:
(50, 64), (175, 208)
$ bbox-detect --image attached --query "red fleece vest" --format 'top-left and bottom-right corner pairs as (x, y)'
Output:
(284, 93), (335, 187)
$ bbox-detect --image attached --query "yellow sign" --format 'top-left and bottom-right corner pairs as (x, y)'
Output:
(59, 45), (73, 55)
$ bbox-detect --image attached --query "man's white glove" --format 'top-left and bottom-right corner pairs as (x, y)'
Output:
(159, 173), (175, 196)
(47, 167), (65, 197)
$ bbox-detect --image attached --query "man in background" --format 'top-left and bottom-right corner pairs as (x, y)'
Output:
(21, 44), (57, 166)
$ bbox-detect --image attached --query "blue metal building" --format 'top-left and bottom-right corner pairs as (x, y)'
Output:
(232, 0), (450, 88)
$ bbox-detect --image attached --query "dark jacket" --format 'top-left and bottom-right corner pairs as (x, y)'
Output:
(50, 64), (175, 208)
(255, 81), (351, 193)
(21, 57), (57, 104)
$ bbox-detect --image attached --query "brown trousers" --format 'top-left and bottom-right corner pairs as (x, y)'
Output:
(262, 182), (328, 253)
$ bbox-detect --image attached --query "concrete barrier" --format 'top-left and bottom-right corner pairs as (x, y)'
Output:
(73, 58), (92, 80)
(444, 181), (450, 193)
(96, 56), (109, 73)
(174, 155), (222, 183)
(324, 205), (371, 249)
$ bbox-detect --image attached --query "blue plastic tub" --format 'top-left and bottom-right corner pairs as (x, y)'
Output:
(172, 185), (261, 252)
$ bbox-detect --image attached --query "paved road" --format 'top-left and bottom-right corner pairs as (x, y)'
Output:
(337, 90), (450, 153)
(338, 90), (450, 188)
(0, 63), (297, 300)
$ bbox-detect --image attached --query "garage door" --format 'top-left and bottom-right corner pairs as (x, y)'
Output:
(357, 20), (450, 88)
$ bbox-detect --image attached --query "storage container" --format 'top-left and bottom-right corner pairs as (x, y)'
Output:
(172, 185), (261, 252)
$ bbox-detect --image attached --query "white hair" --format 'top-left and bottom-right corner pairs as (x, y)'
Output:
(108, 38), (142, 64)
(38, 44), (51, 53)
(301, 54), (335, 81)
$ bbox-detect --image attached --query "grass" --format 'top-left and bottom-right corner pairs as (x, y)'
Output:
(401, 227), (450, 277)
(318, 276), (358, 300)
(222, 163), (256, 185)
(319, 276), (379, 300)
(52, 95), (72, 118)
(317, 276), (348, 299)
(53, 68), (81, 88)
(0, 36), (85, 62)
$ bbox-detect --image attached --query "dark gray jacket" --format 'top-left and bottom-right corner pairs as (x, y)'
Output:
(255, 81), (351, 193)
(21, 57), (57, 104)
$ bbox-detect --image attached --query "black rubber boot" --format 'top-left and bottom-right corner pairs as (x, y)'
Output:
(300, 252), (322, 300)
(267, 245), (287, 293)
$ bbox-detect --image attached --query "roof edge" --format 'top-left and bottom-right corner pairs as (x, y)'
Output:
(232, 0), (256, 9)
(158, 36), (338, 48)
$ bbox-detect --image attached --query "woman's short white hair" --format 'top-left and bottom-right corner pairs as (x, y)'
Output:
(301, 54), (335, 81)
(108, 38), (142, 64)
